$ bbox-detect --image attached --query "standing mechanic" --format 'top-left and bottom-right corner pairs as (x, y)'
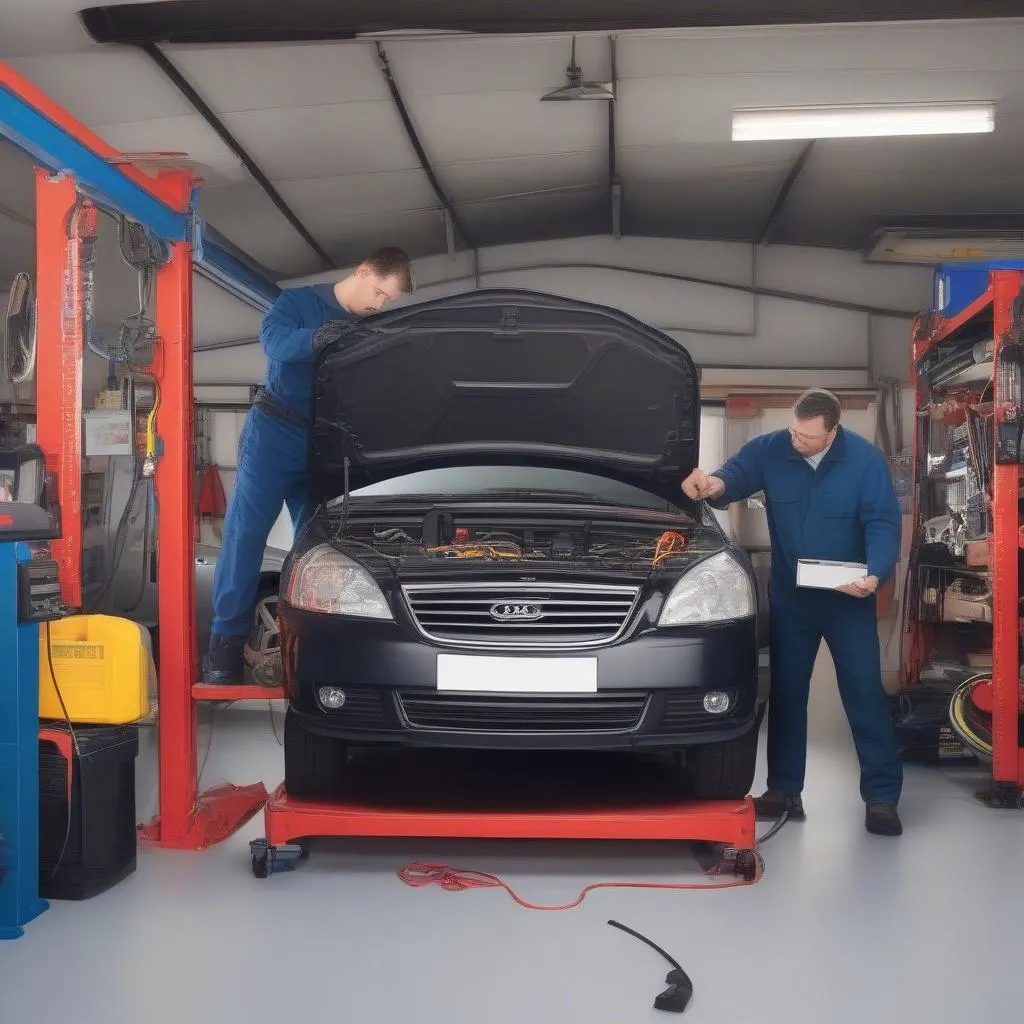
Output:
(681, 389), (904, 836)
(206, 247), (415, 683)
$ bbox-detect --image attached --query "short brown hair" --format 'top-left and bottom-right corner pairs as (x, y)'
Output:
(362, 246), (415, 293)
(794, 388), (841, 431)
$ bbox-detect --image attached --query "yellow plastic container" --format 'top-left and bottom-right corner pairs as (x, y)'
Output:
(39, 614), (149, 725)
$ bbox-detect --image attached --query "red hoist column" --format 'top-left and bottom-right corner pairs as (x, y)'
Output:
(989, 270), (1024, 794)
(149, 169), (199, 845)
(34, 170), (87, 608)
(138, 169), (268, 848)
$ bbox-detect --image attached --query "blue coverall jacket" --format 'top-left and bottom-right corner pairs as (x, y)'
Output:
(211, 284), (351, 638)
(711, 426), (904, 803)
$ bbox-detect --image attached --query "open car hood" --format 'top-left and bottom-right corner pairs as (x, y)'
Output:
(309, 289), (700, 507)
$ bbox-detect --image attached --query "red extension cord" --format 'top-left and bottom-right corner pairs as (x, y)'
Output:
(397, 857), (763, 912)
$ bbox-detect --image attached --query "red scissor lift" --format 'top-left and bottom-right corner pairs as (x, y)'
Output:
(1, 60), (760, 878)
(906, 266), (1024, 806)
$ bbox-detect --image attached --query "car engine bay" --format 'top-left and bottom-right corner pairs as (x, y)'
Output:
(326, 503), (723, 574)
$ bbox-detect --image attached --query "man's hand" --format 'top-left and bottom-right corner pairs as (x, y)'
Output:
(836, 575), (879, 598)
(681, 469), (726, 502)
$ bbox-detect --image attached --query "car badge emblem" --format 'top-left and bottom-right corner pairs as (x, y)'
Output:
(489, 602), (543, 622)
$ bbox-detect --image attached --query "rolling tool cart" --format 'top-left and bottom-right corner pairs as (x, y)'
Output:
(905, 264), (1024, 804)
(0, 446), (63, 939)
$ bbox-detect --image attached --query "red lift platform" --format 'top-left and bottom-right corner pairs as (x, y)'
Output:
(252, 788), (758, 882)
(7, 59), (763, 872)
(247, 749), (759, 881)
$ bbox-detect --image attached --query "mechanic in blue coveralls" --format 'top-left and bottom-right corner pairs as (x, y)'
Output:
(681, 389), (904, 837)
(206, 248), (415, 684)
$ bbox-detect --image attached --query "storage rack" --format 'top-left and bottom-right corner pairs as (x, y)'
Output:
(907, 264), (1024, 804)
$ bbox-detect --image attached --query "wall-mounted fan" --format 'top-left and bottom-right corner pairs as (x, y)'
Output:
(4, 271), (36, 386)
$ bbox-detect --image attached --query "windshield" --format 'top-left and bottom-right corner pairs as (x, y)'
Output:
(338, 465), (681, 512)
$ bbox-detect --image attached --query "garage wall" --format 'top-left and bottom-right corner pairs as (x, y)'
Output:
(194, 236), (933, 387)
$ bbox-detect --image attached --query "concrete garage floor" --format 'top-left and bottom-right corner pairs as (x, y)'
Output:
(2, 649), (1021, 1024)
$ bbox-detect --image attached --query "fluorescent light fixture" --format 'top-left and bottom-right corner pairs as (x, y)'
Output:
(732, 102), (995, 141)
(866, 228), (1024, 265)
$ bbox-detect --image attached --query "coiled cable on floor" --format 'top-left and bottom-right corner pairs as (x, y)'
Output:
(396, 852), (764, 912)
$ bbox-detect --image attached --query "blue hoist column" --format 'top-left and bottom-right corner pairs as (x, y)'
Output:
(0, 446), (63, 940)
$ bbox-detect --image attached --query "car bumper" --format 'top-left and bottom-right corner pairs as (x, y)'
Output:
(281, 610), (759, 751)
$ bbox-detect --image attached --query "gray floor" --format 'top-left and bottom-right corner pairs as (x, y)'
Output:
(2, 652), (1022, 1024)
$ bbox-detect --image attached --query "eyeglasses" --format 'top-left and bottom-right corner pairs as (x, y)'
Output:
(788, 426), (830, 444)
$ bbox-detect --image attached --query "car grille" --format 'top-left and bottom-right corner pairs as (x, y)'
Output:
(398, 692), (648, 733)
(401, 582), (639, 648)
(661, 690), (740, 732)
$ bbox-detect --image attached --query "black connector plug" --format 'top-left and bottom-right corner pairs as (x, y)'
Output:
(655, 969), (693, 1014)
(608, 920), (693, 1014)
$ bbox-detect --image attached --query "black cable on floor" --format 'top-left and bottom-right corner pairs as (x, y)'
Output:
(608, 919), (693, 1014)
(756, 809), (790, 844)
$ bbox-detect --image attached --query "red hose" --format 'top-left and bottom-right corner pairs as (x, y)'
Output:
(397, 857), (762, 912)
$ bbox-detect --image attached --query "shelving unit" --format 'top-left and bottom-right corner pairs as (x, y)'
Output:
(905, 264), (1024, 804)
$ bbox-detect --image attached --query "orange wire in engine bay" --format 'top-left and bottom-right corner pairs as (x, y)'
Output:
(419, 530), (690, 565)
(423, 542), (525, 559)
(652, 531), (688, 565)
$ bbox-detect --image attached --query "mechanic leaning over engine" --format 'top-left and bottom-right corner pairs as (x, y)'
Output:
(206, 247), (416, 684)
(681, 388), (904, 837)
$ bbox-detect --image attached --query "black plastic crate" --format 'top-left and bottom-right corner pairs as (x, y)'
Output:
(38, 723), (139, 900)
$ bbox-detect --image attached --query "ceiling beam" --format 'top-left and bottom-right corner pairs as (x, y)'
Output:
(0, 75), (280, 309)
(608, 35), (621, 240)
(80, 0), (1024, 46)
(375, 42), (476, 253)
(757, 140), (815, 246)
(140, 43), (334, 270)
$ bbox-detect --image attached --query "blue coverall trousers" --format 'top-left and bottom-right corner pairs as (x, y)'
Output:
(767, 584), (903, 805)
(211, 407), (310, 638)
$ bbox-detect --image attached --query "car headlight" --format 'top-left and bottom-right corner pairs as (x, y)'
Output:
(284, 544), (392, 619)
(658, 551), (754, 626)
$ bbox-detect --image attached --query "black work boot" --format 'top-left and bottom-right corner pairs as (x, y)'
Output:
(865, 802), (903, 837)
(206, 633), (245, 684)
(752, 790), (806, 822)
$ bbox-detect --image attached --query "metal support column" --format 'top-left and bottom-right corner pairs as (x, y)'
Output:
(989, 270), (1023, 794)
(33, 170), (84, 608)
(138, 170), (267, 849)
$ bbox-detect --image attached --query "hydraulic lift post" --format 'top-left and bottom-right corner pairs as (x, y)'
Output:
(989, 270), (1023, 798)
(34, 170), (83, 610)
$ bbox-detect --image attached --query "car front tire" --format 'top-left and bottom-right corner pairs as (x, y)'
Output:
(684, 724), (759, 800)
(283, 708), (349, 799)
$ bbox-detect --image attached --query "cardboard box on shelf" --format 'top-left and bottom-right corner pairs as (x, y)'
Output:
(965, 538), (990, 567)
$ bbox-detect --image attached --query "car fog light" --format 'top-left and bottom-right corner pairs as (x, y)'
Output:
(703, 691), (731, 715)
(319, 687), (346, 710)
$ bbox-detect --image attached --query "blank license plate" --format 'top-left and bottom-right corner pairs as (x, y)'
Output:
(436, 654), (598, 694)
